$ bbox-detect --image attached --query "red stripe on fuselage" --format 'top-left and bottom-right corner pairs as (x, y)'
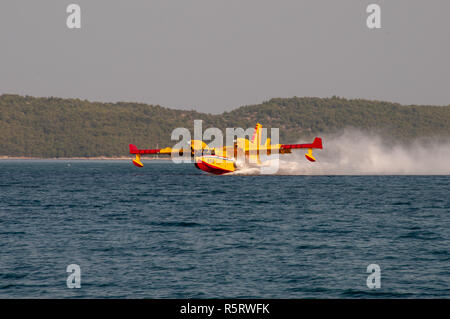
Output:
(195, 160), (233, 175)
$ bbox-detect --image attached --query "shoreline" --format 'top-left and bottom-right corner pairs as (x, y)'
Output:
(0, 156), (171, 161)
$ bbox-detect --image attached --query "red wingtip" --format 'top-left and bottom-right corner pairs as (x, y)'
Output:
(312, 137), (323, 149)
(129, 144), (138, 154)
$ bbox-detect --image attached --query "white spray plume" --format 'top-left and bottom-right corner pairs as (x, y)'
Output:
(230, 129), (450, 175)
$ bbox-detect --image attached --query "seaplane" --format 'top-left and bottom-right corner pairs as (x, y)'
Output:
(129, 123), (323, 175)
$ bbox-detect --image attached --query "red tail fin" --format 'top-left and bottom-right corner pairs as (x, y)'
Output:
(251, 123), (262, 143)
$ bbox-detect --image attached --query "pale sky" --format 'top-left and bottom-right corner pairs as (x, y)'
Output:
(1, 0), (449, 113)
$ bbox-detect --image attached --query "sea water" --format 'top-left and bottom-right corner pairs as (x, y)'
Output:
(0, 161), (448, 298)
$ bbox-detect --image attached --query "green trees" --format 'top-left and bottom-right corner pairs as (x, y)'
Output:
(0, 94), (449, 157)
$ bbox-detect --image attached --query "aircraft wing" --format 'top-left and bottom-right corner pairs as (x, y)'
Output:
(129, 144), (183, 167)
(279, 137), (323, 162)
(280, 137), (323, 150)
(129, 144), (175, 155)
(128, 140), (210, 167)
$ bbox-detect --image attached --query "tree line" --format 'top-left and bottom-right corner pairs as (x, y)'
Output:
(1, 94), (449, 157)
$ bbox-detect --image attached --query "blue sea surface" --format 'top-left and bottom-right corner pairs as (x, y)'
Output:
(0, 160), (449, 298)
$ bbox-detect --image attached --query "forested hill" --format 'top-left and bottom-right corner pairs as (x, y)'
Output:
(1, 94), (449, 157)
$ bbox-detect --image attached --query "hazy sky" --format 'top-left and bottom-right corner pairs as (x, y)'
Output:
(1, 0), (449, 113)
